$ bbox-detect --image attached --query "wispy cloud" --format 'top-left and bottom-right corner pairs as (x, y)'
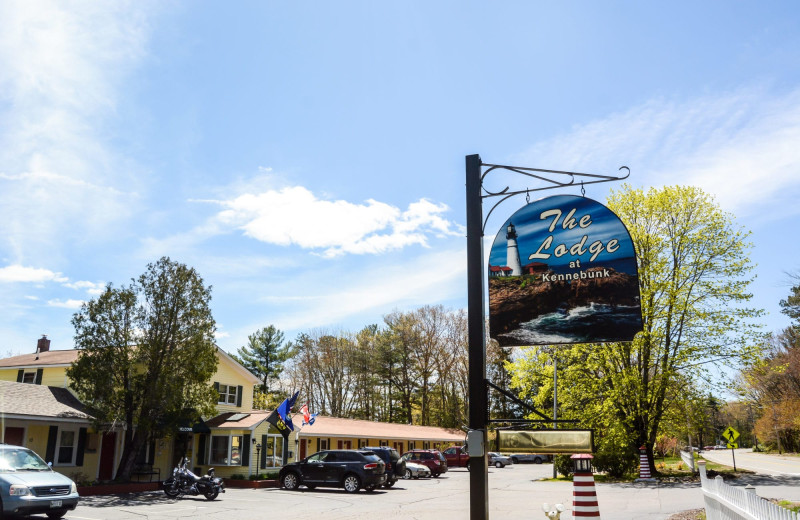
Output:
(0, 0), (156, 263)
(46, 298), (84, 309)
(208, 185), (464, 258)
(0, 265), (67, 283)
(63, 280), (105, 296)
(514, 86), (800, 219)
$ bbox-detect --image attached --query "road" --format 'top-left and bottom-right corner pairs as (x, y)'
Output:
(49, 459), (800, 520)
(64, 464), (708, 520)
(701, 448), (800, 477)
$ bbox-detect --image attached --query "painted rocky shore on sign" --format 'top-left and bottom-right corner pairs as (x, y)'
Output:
(488, 267), (641, 345)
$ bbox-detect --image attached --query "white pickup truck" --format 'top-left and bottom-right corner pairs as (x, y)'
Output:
(507, 453), (551, 464)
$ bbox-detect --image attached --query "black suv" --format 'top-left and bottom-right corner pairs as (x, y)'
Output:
(363, 446), (405, 488)
(279, 450), (386, 493)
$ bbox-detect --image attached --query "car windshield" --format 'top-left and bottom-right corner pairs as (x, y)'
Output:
(0, 448), (51, 472)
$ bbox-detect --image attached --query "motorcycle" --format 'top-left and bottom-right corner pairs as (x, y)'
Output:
(163, 457), (225, 500)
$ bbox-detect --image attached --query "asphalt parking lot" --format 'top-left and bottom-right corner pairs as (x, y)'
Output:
(45, 463), (764, 520)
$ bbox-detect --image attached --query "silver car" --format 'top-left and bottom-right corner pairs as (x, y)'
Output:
(488, 452), (512, 468)
(0, 445), (79, 519)
(403, 461), (431, 479)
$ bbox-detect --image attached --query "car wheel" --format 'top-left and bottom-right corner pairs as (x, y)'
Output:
(404, 469), (412, 479)
(495, 461), (504, 468)
(343, 474), (361, 493)
(432, 472), (440, 478)
(511, 457), (519, 464)
(282, 472), (300, 490)
(384, 478), (396, 488)
(46, 511), (68, 520)
(534, 457), (542, 464)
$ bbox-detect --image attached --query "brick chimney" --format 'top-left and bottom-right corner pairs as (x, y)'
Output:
(36, 335), (51, 353)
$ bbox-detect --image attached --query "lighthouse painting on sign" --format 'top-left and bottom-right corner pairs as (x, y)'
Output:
(488, 194), (642, 347)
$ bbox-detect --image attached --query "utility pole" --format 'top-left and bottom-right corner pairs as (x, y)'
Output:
(553, 352), (558, 479)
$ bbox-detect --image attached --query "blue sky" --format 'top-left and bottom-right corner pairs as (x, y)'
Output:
(2, 1), (800, 356)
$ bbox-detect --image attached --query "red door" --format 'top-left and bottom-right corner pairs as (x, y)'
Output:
(3, 427), (24, 446)
(98, 432), (117, 481)
(300, 439), (307, 459)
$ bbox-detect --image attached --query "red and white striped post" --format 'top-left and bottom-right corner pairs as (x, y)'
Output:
(635, 445), (656, 482)
(571, 454), (600, 518)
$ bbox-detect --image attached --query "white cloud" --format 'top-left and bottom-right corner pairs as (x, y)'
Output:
(0, 0), (155, 262)
(0, 265), (67, 283)
(62, 280), (106, 296)
(47, 298), (84, 309)
(513, 86), (800, 219)
(210, 185), (463, 258)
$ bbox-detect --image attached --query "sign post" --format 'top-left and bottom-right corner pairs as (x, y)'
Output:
(464, 157), (634, 520)
(466, 154), (488, 520)
(721, 426), (740, 471)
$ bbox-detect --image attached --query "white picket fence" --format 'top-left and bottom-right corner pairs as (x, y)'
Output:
(680, 448), (696, 473)
(699, 461), (798, 520)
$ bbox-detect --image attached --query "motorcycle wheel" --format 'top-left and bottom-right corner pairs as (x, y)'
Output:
(163, 480), (181, 498)
(204, 489), (219, 500)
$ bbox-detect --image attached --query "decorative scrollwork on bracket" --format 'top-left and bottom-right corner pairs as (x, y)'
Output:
(479, 163), (630, 234)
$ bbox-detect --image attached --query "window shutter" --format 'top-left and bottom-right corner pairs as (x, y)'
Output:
(242, 434), (250, 466)
(260, 435), (267, 469)
(236, 385), (243, 407)
(45, 425), (58, 463)
(17, 369), (24, 382)
(35, 368), (43, 385)
(76, 428), (87, 466)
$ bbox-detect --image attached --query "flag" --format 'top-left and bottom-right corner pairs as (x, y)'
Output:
(300, 403), (317, 426)
(265, 408), (292, 438)
(267, 391), (300, 438)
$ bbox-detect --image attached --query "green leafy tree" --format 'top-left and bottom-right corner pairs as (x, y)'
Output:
(508, 185), (764, 474)
(235, 325), (294, 394)
(67, 257), (218, 481)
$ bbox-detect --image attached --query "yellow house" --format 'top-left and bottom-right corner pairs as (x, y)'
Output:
(0, 336), (262, 481)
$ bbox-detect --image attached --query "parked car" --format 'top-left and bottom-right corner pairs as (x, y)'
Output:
(403, 462), (431, 479)
(279, 450), (386, 493)
(363, 446), (405, 488)
(702, 445), (716, 451)
(488, 452), (512, 468)
(0, 444), (80, 519)
(508, 453), (550, 464)
(401, 450), (448, 477)
(442, 446), (470, 469)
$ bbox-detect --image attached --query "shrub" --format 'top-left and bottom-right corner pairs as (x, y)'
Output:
(230, 474), (246, 480)
(554, 455), (573, 477)
(592, 449), (638, 478)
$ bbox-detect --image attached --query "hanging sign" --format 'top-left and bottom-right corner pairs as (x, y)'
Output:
(488, 194), (642, 346)
(497, 429), (594, 454)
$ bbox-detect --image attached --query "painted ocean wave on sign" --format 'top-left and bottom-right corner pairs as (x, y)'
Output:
(498, 303), (643, 345)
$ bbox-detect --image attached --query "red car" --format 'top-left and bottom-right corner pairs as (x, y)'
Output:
(401, 449), (449, 477)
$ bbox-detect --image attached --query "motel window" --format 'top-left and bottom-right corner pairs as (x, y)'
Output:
(408, 441), (415, 450)
(319, 439), (329, 450)
(210, 435), (243, 466)
(423, 442), (430, 450)
(56, 430), (77, 465)
(216, 384), (238, 405)
(262, 435), (284, 467)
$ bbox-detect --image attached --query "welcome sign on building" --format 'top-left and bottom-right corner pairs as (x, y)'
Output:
(488, 194), (642, 347)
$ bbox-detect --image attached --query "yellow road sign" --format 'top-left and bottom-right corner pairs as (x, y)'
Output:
(727, 442), (738, 449)
(721, 426), (740, 442)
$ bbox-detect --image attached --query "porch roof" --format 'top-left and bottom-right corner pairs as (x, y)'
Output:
(289, 414), (464, 442)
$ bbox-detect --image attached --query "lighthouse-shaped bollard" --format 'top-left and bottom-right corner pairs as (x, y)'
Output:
(635, 445), (656, 482)
(571, 454), (601, 518)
